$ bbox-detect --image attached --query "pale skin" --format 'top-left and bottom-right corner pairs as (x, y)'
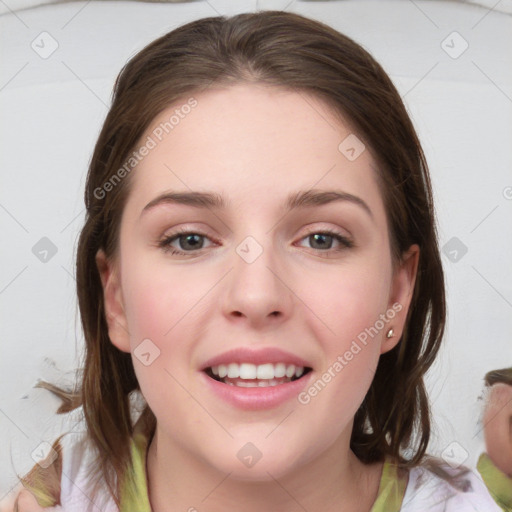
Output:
(483, 382), (512, 477)
(10, 83), (419, 511)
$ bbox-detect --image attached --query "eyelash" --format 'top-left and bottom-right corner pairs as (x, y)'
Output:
(157, 227), (354, 257)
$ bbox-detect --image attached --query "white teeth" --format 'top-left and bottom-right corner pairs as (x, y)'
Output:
(236, 381), (259, 387)
(208, 362), (307, 380)
(239, 363), (257, 379)
(274, 363), (286, 378)
(256, 363), (274, 380)
(238, 379), (279, 388)
(227, 363), (238, 378)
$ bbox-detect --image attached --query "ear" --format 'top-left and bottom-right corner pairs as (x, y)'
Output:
(483, 383), (512, 477)
(381, 244), (420, 354)
(95, 249), (131, 353)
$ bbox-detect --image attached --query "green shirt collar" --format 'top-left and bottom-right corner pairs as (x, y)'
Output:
(370, 457), (408, 512)
(119, 425), (153, 512)
(477, 452), (512, 511)
(120, 426), (407, 512)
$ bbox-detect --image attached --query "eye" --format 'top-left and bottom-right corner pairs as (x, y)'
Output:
(157, 227), (354, 257)
(158, 228), (216, 256)
(297, 229), (354, 254)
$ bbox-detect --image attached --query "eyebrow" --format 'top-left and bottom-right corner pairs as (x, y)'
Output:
(140, 189), (373, 219)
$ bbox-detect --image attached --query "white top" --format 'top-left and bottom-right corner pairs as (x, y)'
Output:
(59, 431), (118, 512)
(400, 461), (502, 511)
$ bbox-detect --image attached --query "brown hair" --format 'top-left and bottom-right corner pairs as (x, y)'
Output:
(484, 367), (512, 387)
(14, 9), (445, 509)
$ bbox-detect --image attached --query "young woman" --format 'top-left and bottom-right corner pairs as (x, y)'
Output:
(7, 9), (503, 512)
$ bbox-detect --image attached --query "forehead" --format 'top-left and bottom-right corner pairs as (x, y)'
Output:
(123, 83), (385, 220)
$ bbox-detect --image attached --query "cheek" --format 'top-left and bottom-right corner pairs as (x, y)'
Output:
(295, 261), (391, 417)
(122, 276), (172, 343)
(119, 265), (198, 416)
(120, 256), (203, 345)
(119, 257), (214, 382)
(300, 258), (391, 341)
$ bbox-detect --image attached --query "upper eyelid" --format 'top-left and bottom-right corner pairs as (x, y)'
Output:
(161, 224), (351, 238)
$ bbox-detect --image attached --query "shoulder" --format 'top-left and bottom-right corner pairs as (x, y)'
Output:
(401, 457), (503, 512)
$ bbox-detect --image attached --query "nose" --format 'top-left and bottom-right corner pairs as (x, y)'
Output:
(222, 235), (293, 329)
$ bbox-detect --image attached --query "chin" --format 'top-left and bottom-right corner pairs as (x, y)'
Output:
(204, 449), (301, 482)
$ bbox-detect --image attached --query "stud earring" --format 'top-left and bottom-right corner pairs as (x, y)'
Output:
(386, 328), (394, 339)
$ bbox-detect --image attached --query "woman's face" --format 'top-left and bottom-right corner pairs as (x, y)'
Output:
(97, 83), (418, 479)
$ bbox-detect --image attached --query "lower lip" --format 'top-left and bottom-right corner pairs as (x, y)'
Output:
(200, 371), (313, 411)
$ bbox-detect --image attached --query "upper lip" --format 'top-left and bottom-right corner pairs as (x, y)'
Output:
(200, 347), (313, 371)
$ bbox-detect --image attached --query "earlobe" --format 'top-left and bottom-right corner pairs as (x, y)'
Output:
(381, 244), (420, 354)
(95, 249), (131, 353)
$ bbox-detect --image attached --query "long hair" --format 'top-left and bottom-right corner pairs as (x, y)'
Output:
(15, 10), (446, 510)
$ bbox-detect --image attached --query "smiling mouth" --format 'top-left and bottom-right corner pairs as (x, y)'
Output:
(204, 363), (313, 388)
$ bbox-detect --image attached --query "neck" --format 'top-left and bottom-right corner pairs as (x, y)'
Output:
(146, 427), (383, 512)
